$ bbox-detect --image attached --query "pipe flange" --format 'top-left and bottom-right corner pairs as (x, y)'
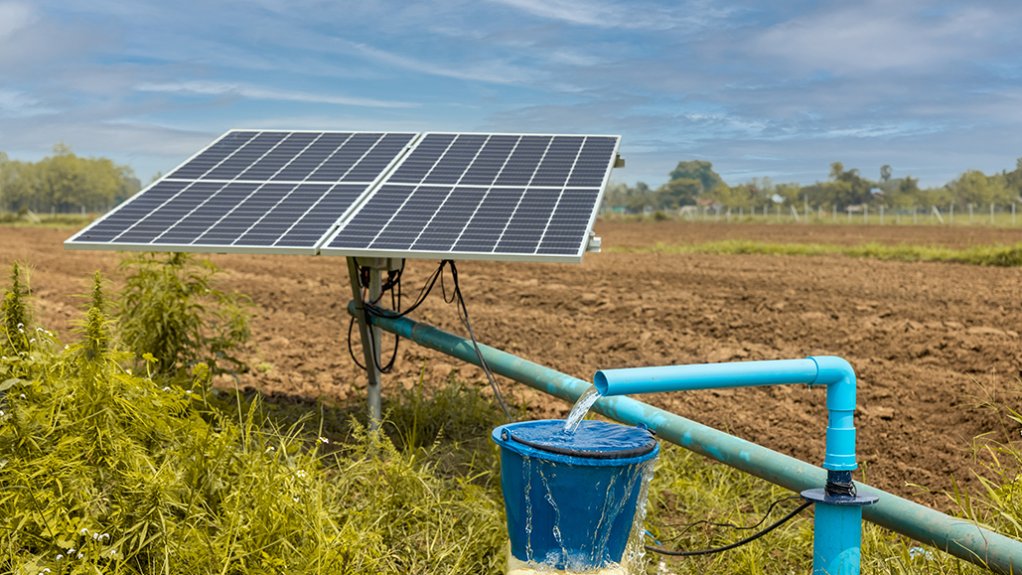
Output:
(801, 488), (879, 507)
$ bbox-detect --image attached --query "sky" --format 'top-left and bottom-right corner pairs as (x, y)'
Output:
(1, 0), (1021, 188)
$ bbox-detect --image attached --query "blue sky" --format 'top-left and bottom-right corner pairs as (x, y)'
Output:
(1, 0), (1020, 188)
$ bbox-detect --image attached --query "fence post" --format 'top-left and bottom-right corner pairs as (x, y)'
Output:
(990, 203), (995, 225)
(880, 205), (885, 225)
(864, 205), (869, 224)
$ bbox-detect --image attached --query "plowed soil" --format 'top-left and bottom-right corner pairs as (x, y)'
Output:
(3, 221), (1021, 507)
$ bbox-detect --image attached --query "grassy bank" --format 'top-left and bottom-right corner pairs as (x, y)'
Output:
(610, 239), (1022, 267)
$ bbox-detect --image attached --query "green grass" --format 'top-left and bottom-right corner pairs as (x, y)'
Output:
(610, 240), (1022, 267)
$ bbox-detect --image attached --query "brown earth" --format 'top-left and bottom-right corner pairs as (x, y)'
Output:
(2, 221), (1021, 508)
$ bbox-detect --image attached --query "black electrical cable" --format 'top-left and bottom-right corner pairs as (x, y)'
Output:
(347, 260), (406, 373)
(445, 260), (512, 421)
(645, 498), (812, 557)
(350, 259), (513, 420)
(671, 495), (803, 536)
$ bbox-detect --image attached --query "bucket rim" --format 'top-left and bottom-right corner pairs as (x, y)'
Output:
(492, 420), (660, 467)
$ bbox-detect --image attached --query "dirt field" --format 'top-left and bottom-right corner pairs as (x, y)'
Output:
(3, 221), (1021, 507)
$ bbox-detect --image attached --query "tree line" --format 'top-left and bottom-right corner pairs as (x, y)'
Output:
(0, 145), (141, 214)
(605, 159), (1022, 214)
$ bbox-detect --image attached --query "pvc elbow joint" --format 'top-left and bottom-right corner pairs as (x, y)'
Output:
(809, 356), (858, 471)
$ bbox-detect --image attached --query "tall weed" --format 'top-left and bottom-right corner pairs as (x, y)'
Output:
(117, 253), (249, 377)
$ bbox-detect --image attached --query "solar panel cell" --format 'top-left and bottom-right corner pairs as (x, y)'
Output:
(167, 131), (258, 180)
(389, 134), (455, 183)
(459, 136), (518, 186)
(273, 133), (352, 181)
(495, 136), (550, 186)
(203, 132), (288, 180)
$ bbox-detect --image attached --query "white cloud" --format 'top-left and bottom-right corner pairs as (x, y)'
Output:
(0, 1), (34, 39)
(134, 81), (417, 109)
(752, 3), (1002, 74)
(346, 41), (538, 86)
(487, 0), (734, 30)
(0, 89), (55, 118)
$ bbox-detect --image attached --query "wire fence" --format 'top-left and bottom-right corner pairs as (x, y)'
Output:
(630, 203), (1022, 227)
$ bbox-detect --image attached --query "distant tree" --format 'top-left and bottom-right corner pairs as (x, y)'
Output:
(659, 160), (729, 207)
(0, 144), (140, 213)
(946, 170), (1013, 206)
(880, 164), (892, 183)
(657, 177), (702, 208)
(669, 160), (727, 193)
(1005, 158), (1022, 198)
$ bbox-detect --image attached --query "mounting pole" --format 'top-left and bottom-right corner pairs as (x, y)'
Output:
(346, 256), (383, 428)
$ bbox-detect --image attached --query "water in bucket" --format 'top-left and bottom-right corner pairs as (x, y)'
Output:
(493, 414), (659, 574)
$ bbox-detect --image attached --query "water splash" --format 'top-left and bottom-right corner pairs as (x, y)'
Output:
(523, 456), (534, 563)
(623, 461), (656, 572)
(564, 386), (602, 434)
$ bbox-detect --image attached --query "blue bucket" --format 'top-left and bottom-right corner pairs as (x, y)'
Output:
(492, 419), (659, 571)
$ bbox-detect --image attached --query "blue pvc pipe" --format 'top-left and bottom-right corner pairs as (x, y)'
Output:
(596, 357), (865, 574)
(350, 302), (1022, 574)
(595, 357), (857, 471)
(814, 504), (864, 575)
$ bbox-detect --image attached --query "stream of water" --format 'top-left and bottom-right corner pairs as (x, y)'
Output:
(563, 386), (602, 434)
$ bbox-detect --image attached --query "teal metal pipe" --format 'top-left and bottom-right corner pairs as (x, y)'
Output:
(351, 302), (1022, 574)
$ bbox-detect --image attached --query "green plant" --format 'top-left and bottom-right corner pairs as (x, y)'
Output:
(76, 272), (112, 362)
(1, 263), (30, 356)
(117, 252), (250, 377)
(0, 280), (507, 574)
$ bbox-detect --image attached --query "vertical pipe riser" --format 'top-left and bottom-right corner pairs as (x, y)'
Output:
(814, 504), (864, 575)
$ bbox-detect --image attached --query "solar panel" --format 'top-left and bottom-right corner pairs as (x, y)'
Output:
(320, 133), (619, 263)
(65, 130), (417, 254)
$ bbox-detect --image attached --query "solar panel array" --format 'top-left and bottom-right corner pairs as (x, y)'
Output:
(321, 133), (617, 261)
(67, 130), (415, 254)
(66, 130), (619, 262)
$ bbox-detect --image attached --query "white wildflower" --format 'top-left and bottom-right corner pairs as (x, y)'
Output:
(55, 554), (63, 561)
(18, 394), (25, 399)
(16, 323), (23, 329)
(29, 338), (35, 344)
(318, 436), (330, 444)
(265, 446), (276, 453)
(163, 386), (171, 392)
(100, 533), (110, 541)
(79, 528), (89, 535)
(77, 553), (84, 559)
(295, 469), (307, 478)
